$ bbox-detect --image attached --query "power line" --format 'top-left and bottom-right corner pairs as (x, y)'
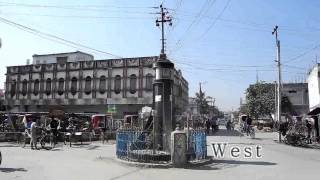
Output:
(0, 16), (122, 58)
(197, 0), (231, 40)
(1, 12), (154, 20)
(0, 1), (158, 10)
(283, 43), (320, 63)
(169, 0), (216, 54)
(172, 57), (274, 68)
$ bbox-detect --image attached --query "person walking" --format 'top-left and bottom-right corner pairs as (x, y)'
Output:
(50, 116), (59, 145)
(205, 119), (210, 135)
(30, 119), (38, 150)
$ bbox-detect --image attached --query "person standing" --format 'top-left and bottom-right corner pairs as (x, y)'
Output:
(246, 116), (252, 136)
(50, 116), (59, 145)
(205, 119), (210, 135)
(306, 120), (312, 144)
(30, 119), (38, 150)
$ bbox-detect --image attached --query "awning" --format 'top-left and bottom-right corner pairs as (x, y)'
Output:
(308, 107), (320, 115)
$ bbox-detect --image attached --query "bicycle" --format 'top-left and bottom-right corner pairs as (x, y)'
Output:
(247, 125), (255, 138)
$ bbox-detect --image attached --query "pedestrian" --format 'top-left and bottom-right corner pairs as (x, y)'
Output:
(30, 118), (38, 150)
(205, 119), (210, 135)
(211, 117), (216, 134)
(306, 120), (312, 144)
(246, 116), (252, 136)
(50, 116), (59, 145)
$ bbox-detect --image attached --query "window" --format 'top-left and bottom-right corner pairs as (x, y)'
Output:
(58, 78), (64, 95)
(114, 75), (121, 94)
(71, 77), (77, 95)
(46, 78), (52, 95)
(129, 74), (137, 94)
(22, 79), (28, 96)
(99, 76), (107, 94)
(85, 76), (92, 95)
(288, 90), (297, 93)
(145, 74), (153, 91)
(11, 80), (16, 97)
(56, 56), (68, 64)
(33, 79), (40, 96)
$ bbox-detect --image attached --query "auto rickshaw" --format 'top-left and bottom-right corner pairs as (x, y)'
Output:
(124, 115), (139, 128)
(91, 114), (113, 143)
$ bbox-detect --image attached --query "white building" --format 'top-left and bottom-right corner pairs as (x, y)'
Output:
(4, 51), (189, 118)
(307, 64), (320, 137)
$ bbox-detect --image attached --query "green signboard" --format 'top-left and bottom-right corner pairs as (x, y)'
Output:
(107, 105), (117, 113)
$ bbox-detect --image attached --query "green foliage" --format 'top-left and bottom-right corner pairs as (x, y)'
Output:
(195, 90), (210, 115)
(246, 82), (275, 119)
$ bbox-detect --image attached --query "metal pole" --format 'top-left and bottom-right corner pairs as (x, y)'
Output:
(272, 25), (282, 142)
(160, 5), (165, 55)
(186, 113), (189, 150)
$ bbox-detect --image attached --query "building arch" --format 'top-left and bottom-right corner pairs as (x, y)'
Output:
(33, 79), (40, 96)
(99, 75), (107, 94)
(84, 76), (92, 95)
(22, 79), (28, 96)
(71, 77), (77, 95)
(145, 73), (153, 91)
(114, 75), (121, 94)
(58, 78), (64, 95)
(129, 74), (137, 94)
(46, 78), (52, 95)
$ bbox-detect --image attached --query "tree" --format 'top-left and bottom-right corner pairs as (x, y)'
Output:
(195, 90), (210, 115)
(245, 82), (296, 120)
(246, 82), (275, 120)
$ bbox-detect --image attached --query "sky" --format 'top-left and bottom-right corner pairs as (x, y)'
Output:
(0, 0), (320, 111)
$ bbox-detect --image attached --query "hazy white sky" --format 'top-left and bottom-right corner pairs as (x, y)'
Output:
(0, 0), (319, 111)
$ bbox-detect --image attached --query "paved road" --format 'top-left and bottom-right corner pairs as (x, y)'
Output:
(0, 127), (319, 180)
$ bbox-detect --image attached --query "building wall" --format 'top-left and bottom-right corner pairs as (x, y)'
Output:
(282, 83), (309, 115)
(5, 56), (189, 118)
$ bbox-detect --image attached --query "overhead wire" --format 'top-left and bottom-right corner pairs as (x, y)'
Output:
(0, 16), (122, 58)
(197, 0), (231, 41)
(168, 0), (216, 55)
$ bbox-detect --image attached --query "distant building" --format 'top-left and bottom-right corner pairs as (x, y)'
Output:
(32, 51), (94, 64)
(187, 97), (199, 115)
(4, 51), (189, 118)
(282, 83), (309, 115)
(0, 89), (4, 111)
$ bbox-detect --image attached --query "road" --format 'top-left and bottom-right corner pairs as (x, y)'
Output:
(0, 127), (319, 180)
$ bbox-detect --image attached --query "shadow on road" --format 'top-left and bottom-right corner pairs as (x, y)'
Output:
(0, 167), (27, 173)
(213, 159), (277, 166)
(208, 129), (243, 137)
(188, 159), (277, 170)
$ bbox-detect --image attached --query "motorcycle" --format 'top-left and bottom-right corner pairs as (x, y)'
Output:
(226, 121), (234, 131)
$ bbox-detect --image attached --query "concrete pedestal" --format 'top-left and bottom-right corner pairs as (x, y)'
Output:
(171, 127), (187, 168)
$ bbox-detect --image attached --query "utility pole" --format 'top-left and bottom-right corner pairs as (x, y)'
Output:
(272, 25), (282, 143)
(153, 4), (174, 152)
(156, 4), (172, 57)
